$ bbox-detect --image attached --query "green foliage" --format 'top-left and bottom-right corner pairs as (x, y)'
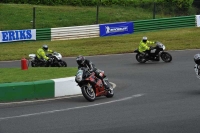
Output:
(1, 0), (195, 13)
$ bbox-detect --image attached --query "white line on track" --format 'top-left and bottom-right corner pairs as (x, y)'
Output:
(0, 93), (144, 121)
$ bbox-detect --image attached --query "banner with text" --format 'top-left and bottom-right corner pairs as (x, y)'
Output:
(196, 15), (200, 27)
(99, 22), (134, 37)
(0, 29), (36, 42)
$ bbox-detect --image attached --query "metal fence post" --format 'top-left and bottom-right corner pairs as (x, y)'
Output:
(33, 7), (36, 29)
(153, 1), (156, 19)
(96, 0), (101, 24)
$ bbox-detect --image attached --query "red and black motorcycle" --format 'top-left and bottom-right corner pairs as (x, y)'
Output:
(75, 67), (114, 102)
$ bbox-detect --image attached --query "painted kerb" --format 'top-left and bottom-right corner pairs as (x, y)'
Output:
(0, 77), (81, 102)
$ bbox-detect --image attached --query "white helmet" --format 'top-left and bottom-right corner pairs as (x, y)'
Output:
(142, 37), (147, 42)
(42, 44), (48, 51)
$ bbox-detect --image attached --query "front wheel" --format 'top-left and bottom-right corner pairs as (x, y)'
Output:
(160, 52), (172, 62)
(136, 53), (146, 63)
(61, 60), (67, 67)
(105, 80), (114, 98)
(81, 84), (96, 102)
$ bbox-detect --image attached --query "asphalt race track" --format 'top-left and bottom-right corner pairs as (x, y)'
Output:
(0, 50), (200, 133)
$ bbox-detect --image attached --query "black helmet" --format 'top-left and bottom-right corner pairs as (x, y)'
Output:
(42, 44), (48, 51)
(76, 55), (85, 65)
(142, 36), (147, 43)
(194, 54), (200, 65)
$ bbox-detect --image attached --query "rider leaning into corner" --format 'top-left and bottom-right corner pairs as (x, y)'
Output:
(36, 44), (54, 66)
(194, 53), (200, 79)
(138, 36), (157, 59)
(76, 55), (110, 90)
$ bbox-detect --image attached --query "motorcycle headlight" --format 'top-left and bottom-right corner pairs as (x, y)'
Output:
(75, 74), (82, 82)
(163, 45), (165, 50)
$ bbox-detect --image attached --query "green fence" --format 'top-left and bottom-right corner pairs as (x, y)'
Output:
(36, 28), (51, 41)
(134, 15), (195, 33)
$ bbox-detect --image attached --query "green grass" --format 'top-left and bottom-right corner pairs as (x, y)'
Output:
(0, 27), (200, 61)
(0, 3), (199, 83)
(0, 4), (171, 30)
(0, 67), (77, 83)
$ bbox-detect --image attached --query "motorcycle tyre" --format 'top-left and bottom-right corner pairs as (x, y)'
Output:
(81, 84), (96, 102)
(136, 53), (146, 63)
(160, 52), (172, 62)
(61, 60), (67, 67)
(105, 80), (114, 98)
(31, 61), (37, 67)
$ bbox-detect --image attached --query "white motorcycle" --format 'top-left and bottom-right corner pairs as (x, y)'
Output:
(28, 52), (67, 67)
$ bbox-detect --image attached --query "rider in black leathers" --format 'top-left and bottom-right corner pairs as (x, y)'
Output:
(76, 55), (110, 90)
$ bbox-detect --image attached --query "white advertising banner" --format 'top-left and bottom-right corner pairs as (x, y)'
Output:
(196, 15), (200, 27)
(0, 29), (36, 42)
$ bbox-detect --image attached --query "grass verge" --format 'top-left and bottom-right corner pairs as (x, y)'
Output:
(0, 27), (200, 61)
(0, 67), (77, 83)
(0, 4), (170, 30)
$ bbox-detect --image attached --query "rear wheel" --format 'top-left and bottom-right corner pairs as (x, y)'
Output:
(81, 84), (96, 102)
(136, 53), (146, 63)
(160, 52), (172, 62)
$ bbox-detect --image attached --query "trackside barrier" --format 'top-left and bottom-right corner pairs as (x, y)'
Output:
(134, 15), (195, 32)
(196, 15), (200, 27)
(0, 77), (81, 102)
(0, 15), (196, 42)
(51, 25), (99, 41)
(36, 28), (51, 41)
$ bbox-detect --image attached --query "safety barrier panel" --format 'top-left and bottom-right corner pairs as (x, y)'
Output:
(134, 15), (195, 33)
(36, 28), (51, 41)
(0, 15), (196, 42)
(51, 25), (99, 41)
(0, 77), (81, 102)
(196, 15), (200, 27)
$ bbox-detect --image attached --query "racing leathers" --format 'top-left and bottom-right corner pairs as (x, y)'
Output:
(77, 59), (110, 90)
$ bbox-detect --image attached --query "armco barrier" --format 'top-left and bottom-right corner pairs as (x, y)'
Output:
(0, 77), (81, 102)
(134, 15), (195, 32)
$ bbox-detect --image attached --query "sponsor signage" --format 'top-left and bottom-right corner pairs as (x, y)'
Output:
(99, 22), (133, 37)
(0, 29), (36, 42)
(196, 15), (200, 27)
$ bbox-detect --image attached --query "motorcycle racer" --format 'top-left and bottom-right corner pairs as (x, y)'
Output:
(194, 53), (200, 79)
(76, 55), (110, 90)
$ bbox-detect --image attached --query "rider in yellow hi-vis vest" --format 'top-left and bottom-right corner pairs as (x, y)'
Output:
(138, 37), (155, 53)
(36, 44), (53, 61)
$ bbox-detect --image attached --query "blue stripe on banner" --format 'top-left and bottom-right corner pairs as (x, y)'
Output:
(99, 22), (134, 37)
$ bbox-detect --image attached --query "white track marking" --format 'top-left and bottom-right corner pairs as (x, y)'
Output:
(0, 82), (116, 105)
(0, 94), (144, 121)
